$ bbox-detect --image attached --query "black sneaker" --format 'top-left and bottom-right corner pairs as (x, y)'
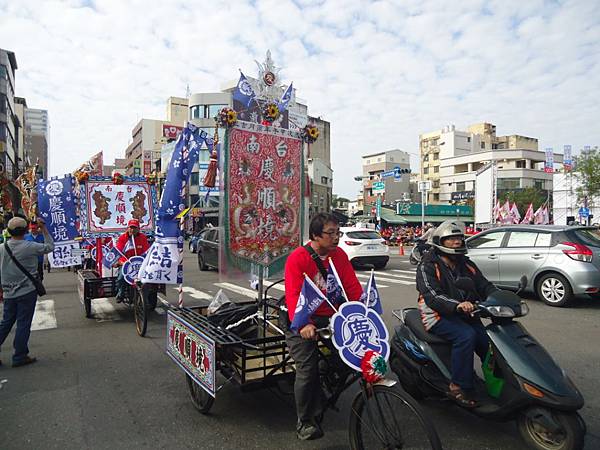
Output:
(296, 421), (324, 441)
(116, 296), (124, 304)
(13, 356), (37, 368)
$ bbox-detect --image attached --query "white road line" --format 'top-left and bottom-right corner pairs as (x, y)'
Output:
(355, 273), (414, 285)
(374, 271), (415, 281)
(91, 298), (124, 321)
(214, 282), (259, 299)
(31, 299), (57, 331)
(172, 286), (214, 300)
(391, 269), (417, 275)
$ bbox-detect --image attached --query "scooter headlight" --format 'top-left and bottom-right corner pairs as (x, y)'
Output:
(486, 305), (516, 317)
(519, 301), (530, 317)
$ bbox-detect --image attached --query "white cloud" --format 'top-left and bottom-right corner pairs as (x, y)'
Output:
(0, 0), (598, 198)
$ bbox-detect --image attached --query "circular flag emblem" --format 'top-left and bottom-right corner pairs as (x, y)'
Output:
(121, 256), (145, 285)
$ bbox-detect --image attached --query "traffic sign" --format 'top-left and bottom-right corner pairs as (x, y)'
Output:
(376, 196), (382, 219)
(579, 207), (590, 219)
(373, 181), (385, 193)
(418, 181), (432, 192)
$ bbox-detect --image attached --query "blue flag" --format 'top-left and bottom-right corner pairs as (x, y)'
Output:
(290, 275), (327, 332)
(139, 123), (207, 284)
(326, 259), (347, 306)
(102, 245), (122, 269)
(277, 82), (293, 113)
(361, 270), (383, 314)
(233, 71), (256, 108)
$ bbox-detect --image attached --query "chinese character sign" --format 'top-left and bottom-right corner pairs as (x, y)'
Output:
(330, 302), (390, 372)
(563, 145), (572, 171)
(38, 175), (82, 268)
(81, 181), (155, 235)
(544, 147), (554, 173)
(138, 237), (180, 284)
(226, 124), (302, 268)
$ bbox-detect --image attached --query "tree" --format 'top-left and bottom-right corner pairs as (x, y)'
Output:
(573, 146), (600, 209)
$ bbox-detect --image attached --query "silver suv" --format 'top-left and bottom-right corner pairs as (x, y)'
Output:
(466, 225), (600, 307)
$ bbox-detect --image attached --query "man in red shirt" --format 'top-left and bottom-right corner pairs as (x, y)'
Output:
(113, 219), (150, 302)
(284, 213), (363, 441)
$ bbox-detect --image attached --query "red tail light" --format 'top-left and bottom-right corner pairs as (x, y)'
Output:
(561, 242), (593, 262)
(344, 241), (361, 246)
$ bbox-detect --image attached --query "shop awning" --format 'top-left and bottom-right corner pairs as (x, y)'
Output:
(398, 215), (474, 224)
(380, 209), (407, 224)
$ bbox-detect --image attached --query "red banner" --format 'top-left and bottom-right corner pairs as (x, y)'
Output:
(227, 125), (302, 266)
(163, 124), (183, 140)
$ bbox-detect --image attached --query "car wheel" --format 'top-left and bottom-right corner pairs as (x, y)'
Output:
(536, 273), (573, 307)
(198, 253), (208, 271)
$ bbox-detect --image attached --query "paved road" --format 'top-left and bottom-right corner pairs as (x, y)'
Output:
(0, 250), (599, 449)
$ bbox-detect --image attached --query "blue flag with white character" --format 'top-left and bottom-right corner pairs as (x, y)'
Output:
(233, 71), (256, 108)
(277, 82), (293, 113)
(327, 259), (347, 306)
(139, 123), (207, 284)
(361, 270), (383, 314)
(290, 275), (327, 332)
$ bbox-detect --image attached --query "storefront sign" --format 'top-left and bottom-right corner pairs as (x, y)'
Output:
(451, 191), (475, 201)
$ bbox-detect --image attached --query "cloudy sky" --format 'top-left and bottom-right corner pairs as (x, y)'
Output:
(1, 0), (598, 198)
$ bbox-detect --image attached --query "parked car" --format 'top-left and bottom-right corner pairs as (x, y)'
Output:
(466, 225), (600, 306)
(338, 227), (389, 269)
(197, 228), (219, 271)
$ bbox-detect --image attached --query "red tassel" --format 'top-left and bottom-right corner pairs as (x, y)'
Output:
(203, 150), (218, 188)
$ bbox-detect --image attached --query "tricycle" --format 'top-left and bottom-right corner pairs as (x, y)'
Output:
(167, 280), (442, 449)
(77, 269), (165, 337)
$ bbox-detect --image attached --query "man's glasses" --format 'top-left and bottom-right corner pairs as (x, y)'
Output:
(322, 230), (343, 238)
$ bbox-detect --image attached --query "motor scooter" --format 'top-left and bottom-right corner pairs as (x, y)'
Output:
(390, 276), (586, 450)
(409, 239), (429, 265)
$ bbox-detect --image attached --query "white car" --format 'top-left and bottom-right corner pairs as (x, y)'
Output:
(338, 227), (390, 269)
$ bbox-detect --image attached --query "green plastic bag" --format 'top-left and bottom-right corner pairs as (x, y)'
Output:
(482, 348), (505, 398)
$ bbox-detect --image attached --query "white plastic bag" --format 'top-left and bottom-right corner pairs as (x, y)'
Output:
(207, 289), (232, 315)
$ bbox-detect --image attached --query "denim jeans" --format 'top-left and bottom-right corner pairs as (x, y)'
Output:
(430, 315), (489, 390)
(0, 290), (38, 363)
(116, 270), (127, 299)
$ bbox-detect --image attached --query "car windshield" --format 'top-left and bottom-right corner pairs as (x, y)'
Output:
(345, 231), (381, 240)
(573, 228), (600, 248)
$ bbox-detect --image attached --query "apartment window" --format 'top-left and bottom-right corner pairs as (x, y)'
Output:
(433, 193), (440, 201)
(190, 105), (201, 119)
(0, 64), (7, 80)
(467, 137), (471, 143)
(190, 172), (199, 186)
(377, 157), (382, 162)
(423, 154), (429, 162)
(207, 104), (228, 118)
(366, 159), (370, 164)
(433, 180), (440, 188)
(434, 166), (439, 173)
(321, 176), (328, 184)
(480, 142), (485, 149)
(456, 182), (466, 191)
(492, 143), (498, 149)
(433, 153), (439, 160)
(534, 179), (544, 190)
(516, 160), (526, 168)
(497, 178), (520, 189)
(423, 167), (429, 174)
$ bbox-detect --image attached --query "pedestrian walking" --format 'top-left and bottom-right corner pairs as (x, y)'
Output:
(0, 217), (54, 367)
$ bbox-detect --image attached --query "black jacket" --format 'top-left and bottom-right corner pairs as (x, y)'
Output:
(416, 249), (497, 329)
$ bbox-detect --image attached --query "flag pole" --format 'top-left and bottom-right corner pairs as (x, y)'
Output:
(304, 274), (337, 311)
(365, 268), (374, 305)
(328, 258), (349, 302)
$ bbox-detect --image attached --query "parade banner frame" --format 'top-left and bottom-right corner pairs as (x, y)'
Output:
(166, 310), (216, 397)
(78, 176), (158, 238)
(222, 120), (304, 276)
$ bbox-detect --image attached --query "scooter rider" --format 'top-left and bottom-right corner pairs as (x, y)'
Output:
(415, 220), (498, 407)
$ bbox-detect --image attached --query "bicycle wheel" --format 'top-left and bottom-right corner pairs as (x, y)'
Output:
(349, 383), (442, 450)
(133, 288), (147, 337)
(186, 374), (215, 414)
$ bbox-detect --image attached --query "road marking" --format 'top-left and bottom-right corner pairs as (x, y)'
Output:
(31, 299), (57, 331)
(355, 273), (414, 285)
(91, 298), (125, 321)
(214, 282), (259, 299)
(391, 269), (417, 275)
(172, 286), (213, 300)
(374, 271), (415, 281)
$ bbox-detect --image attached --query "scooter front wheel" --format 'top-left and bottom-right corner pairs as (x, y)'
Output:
(517, 408), (585, 450)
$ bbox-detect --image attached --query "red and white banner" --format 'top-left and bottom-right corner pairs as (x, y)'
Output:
(162, 124), (183, 140)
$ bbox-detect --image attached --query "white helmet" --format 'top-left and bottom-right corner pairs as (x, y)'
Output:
(430, 220), (467, 255)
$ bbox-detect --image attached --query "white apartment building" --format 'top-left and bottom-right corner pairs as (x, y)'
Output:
(361, 149), (411, 215)
(439, 149), (562, 204)
(553, 170), (599, 225)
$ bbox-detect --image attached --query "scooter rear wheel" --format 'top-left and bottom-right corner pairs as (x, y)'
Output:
(517, 408), (585, 450)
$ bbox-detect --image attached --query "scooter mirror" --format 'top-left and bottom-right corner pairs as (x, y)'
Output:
(455, 277), (476, 293)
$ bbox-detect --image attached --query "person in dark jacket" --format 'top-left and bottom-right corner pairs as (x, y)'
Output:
(416, 220), (497, 407)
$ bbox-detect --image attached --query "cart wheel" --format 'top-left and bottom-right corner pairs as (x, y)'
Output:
(84, 298), (92, 318)
(186, 374), (214, 414)
(133, 288), (148, 337)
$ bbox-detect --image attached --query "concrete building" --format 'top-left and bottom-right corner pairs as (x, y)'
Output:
(124, 97), (188, 176)
(14, 97), (27, 171)
(24, 107), (49, 178)
(307, 116), (332, 215)
(0, 48), (19, 180)
(553, 167), (598, 226)
(420, 122), (539, 203)
(439, 148), (561, 204)
(360, 149), (411, 218)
